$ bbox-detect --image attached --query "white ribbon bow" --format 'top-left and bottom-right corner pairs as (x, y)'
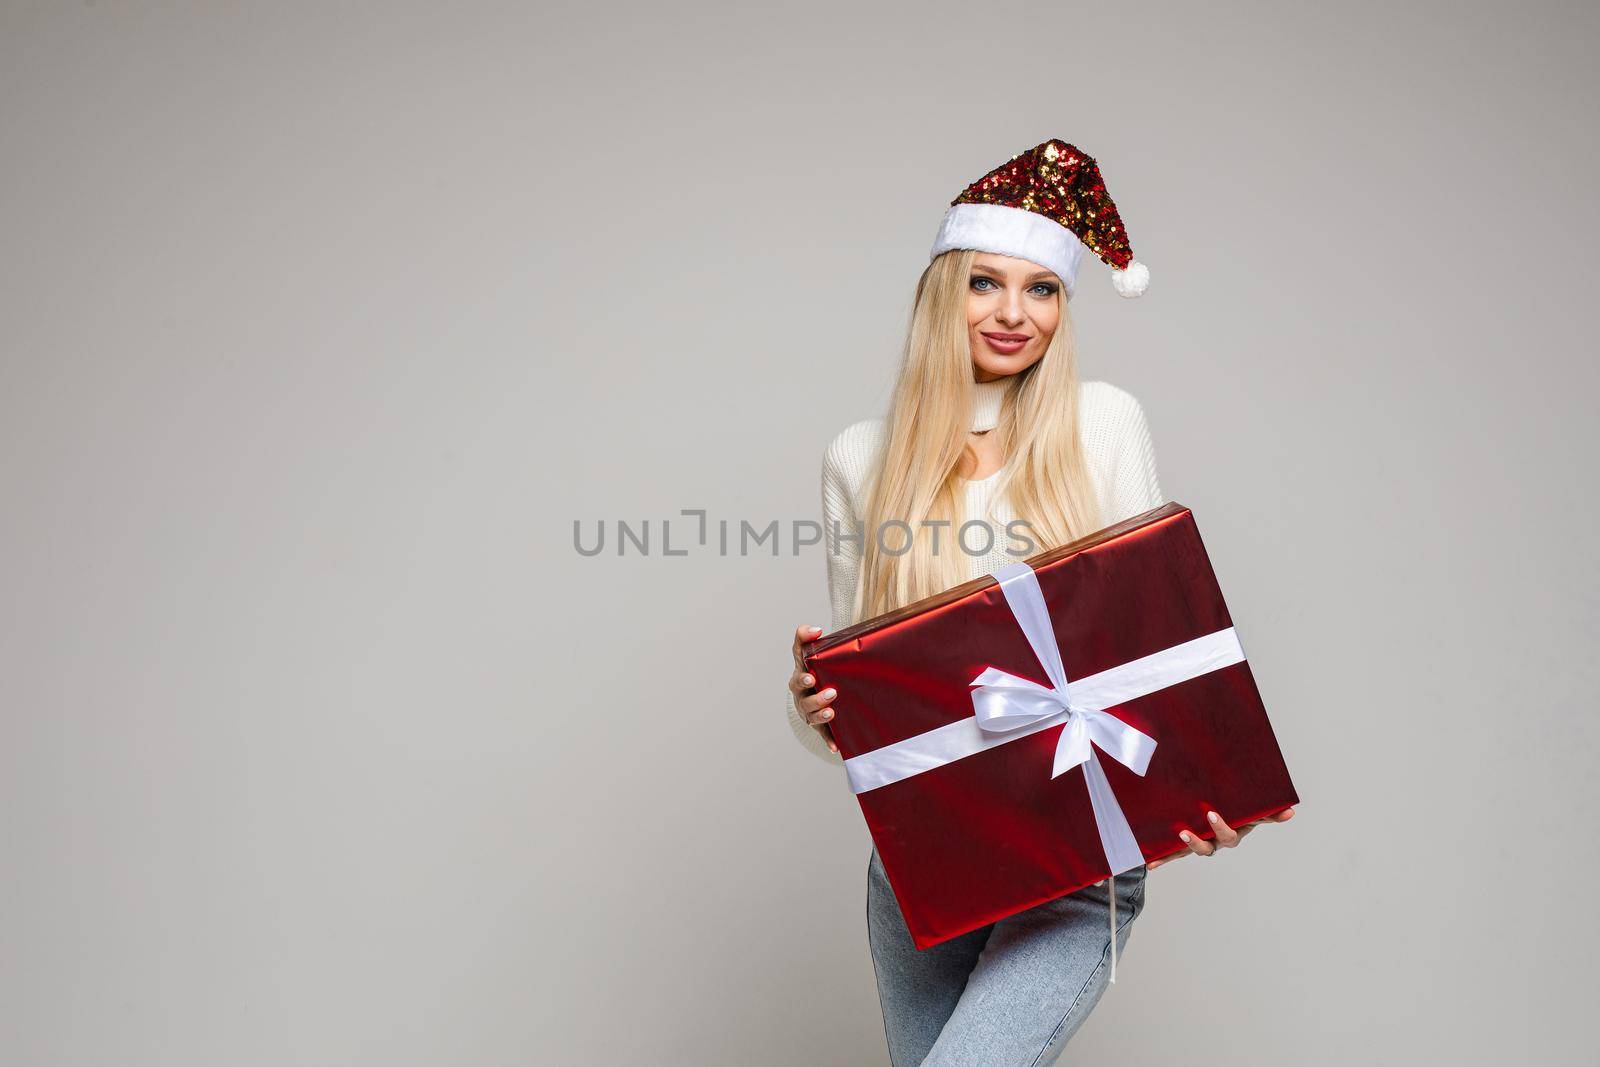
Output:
(971, 560), (1159, 983)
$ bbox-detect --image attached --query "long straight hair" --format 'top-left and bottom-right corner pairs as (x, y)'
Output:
(850, 248), (1103, 623)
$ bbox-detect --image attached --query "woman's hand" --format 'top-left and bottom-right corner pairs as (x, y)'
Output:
(1146, 807), (1296, 871)
(790, 624), (840, 755)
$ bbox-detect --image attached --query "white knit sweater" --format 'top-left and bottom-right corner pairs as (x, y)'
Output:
(786, 377), (1165, 764)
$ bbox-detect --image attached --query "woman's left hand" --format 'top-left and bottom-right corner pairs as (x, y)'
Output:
(1146, 807), (1295, 871)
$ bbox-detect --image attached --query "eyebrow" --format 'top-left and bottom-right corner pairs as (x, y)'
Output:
(972, 263), (1057, 282)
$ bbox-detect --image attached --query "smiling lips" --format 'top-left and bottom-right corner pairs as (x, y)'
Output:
(980, 331), (1031, 354)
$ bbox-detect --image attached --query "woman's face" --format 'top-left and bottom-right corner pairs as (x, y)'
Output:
(965, 253), (1061, 381)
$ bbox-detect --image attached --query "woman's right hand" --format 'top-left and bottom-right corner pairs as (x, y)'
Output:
(790, 624), (840, 755)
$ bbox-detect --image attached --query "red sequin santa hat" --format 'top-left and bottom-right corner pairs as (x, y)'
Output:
(930, 139), (1150, 299)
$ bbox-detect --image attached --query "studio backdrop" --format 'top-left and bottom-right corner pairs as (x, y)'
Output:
(2, 2), (1596, 1064)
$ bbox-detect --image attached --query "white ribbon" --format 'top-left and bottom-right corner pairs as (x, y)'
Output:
(844, 560), (1248, 983)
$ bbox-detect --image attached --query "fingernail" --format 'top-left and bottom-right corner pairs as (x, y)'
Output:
(821, 709), (832, 719)
(820, 688), (836, 699)
(1179, 832), (1192, 842)
(802, 674), (814, 686)
(1207, 811), (1219, 824)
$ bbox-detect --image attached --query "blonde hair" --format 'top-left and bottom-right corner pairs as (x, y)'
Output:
(851, 248), (1103, 623)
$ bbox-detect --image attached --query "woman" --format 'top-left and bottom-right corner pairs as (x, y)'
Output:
(783, 140), (1293, 1065)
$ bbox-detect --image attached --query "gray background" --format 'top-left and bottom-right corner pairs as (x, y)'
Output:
(2, 2), (1595, 1064)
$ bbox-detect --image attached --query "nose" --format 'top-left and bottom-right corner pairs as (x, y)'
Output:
(995, 288), (1025, 327)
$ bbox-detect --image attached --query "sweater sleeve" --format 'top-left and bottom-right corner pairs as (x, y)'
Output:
(785, 433), (863, 765)
(1106, 392), (1165, 523)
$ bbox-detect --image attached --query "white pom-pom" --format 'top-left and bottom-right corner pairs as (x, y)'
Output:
(1111, 259), (1150, 299)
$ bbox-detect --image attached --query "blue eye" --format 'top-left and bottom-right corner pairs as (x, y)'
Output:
(1029, 282), (1059, 297)
(970, 276), (998, 291)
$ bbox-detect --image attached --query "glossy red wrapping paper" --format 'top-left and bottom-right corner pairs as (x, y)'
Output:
(804, 502), (1299, 950)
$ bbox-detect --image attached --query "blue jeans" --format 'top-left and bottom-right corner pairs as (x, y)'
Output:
(866, 846), (1149, 1066)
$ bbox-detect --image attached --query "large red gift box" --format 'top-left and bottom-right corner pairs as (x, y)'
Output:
(804, 502), (1300, 952)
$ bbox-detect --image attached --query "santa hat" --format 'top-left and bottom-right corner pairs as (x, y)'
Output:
(930, 139), (1149, 300)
